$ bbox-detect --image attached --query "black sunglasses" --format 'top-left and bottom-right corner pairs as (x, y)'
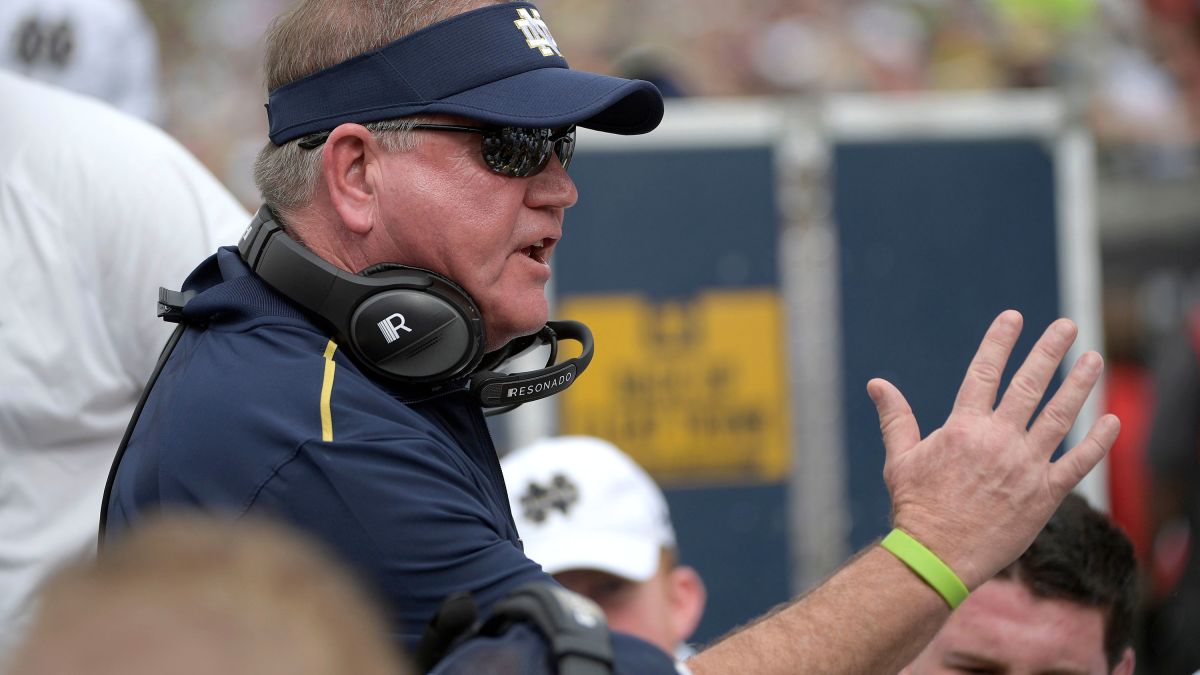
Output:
(297, 123), (576, 178)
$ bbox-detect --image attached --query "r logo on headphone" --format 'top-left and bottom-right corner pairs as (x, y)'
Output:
(378, 313), (414, 344)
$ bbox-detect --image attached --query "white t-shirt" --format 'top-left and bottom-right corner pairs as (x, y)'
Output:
(0, 72), (249, 657)
(0, 0), (162, 122)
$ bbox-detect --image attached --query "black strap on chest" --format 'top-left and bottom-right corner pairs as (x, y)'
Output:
(480, 583), (614, 675)
(416, 582), (614, 675)
(98, 287), (194, 546)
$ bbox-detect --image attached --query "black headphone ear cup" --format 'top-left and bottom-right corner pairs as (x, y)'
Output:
(349, 264), (486, 383)
(241, 213), (486, 387)
(350, 288), (477, 380)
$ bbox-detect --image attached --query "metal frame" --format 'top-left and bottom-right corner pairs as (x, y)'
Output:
(821, 91), (1106, 510)
(502, 91), (1105, 594)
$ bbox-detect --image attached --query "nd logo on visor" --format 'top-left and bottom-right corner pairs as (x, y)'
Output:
(513, 8), (560, 57)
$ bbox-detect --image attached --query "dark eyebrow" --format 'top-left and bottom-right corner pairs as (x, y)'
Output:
(943, 650), (1006, 672)
(943, 651), (1091, 675)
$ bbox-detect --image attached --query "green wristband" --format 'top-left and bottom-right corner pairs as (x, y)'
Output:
(881, 529), (970, 610)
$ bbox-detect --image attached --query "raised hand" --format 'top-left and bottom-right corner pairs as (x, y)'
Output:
(867, 310), (1119, 588)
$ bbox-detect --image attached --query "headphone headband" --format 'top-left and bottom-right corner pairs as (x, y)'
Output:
(240, 208), (431, 318)
(240, 206), (486, 384)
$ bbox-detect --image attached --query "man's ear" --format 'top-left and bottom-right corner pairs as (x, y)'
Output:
(666, 565), (706, 645)
(321, 123), (381, 236)
(1111, 647), (1135, 675)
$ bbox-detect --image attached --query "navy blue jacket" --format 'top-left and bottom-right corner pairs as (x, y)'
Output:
(106, 248), (676, 673)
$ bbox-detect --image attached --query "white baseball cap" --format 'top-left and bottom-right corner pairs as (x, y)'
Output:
(502, 436), (676, 583)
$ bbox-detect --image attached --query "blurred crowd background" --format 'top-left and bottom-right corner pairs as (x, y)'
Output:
(136, 0), (1200, 356)
(141, 1), (1199, 191)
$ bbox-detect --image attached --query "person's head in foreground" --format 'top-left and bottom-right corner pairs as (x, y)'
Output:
(253, 0), (662, 355)
(503, 435), (706, 658)
(901, 493), (1138, 675)
(4, 514), (408, 675)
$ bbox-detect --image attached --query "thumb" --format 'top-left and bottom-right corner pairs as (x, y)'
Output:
(868, 378), (921, 458)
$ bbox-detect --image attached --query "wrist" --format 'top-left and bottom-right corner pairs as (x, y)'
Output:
(880, 529), (970, 610)
(891, 513), (984, 589)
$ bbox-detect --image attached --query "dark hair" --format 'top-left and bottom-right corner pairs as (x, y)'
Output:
(996, 493), (1137, 668)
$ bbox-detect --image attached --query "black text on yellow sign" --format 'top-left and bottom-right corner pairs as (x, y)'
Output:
(559, 289), (790, 485)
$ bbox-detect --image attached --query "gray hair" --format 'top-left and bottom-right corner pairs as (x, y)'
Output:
(253, 119), (424, 221)
(253, 0), (505, 221)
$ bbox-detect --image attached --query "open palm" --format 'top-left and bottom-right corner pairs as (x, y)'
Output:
(868, 310), (1120, 588)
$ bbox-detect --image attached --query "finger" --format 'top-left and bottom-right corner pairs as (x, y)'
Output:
(993, 318), (1078, 429)
(953, 310), (1023, 414)
(1027, 350), (1103, 455)
(868, 378), (921, 458)
(1047, 413), (1120, 499)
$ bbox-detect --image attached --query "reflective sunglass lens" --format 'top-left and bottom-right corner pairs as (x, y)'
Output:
(300, 124), (573, 178)
(554, 129), (575, 171)
(483, 127), (554, 177)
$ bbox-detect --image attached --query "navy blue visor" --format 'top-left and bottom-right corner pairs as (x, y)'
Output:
(265, 2), (664, 146)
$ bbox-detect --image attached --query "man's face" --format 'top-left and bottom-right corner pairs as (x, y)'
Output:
(372, 118), (578, 352)
(902, 579), (1126, 675)
(554, 566), (680, 656)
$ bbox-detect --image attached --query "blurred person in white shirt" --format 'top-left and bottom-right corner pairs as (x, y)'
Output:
(0, 71), (248, 659)
(0, 0), (161, 122)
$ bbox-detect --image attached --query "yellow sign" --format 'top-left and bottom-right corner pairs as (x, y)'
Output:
(559, 289), (789, 485)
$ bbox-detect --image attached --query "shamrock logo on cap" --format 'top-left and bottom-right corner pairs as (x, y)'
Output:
(520, 474), (579, 524)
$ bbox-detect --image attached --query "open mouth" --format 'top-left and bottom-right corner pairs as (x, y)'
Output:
(521, 238), (552, 264)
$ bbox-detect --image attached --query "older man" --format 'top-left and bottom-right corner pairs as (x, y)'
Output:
(104, 1), (1120, 673)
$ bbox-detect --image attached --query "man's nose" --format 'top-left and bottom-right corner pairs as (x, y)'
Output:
(526, 154), (578, 209)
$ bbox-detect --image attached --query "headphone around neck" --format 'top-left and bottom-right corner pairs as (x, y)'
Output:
(99, 207), (593, 545)
(237, 205), (592, 411)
